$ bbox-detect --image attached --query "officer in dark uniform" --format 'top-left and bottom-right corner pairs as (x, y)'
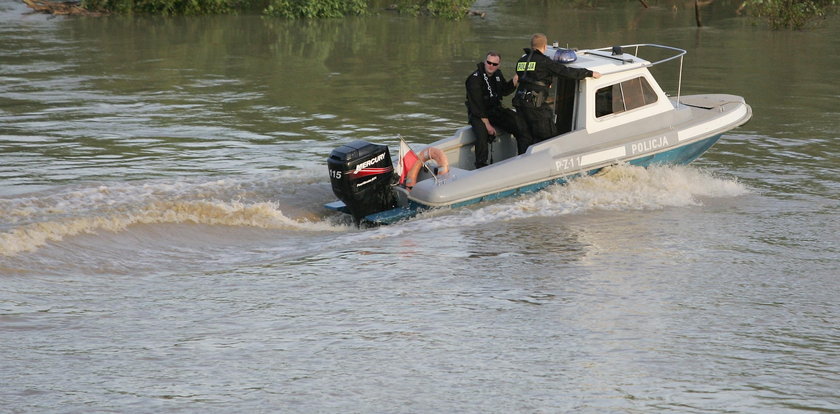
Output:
(513, 33), (601, 154)
(465, 52), (525, 169)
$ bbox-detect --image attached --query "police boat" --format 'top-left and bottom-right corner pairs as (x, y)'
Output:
(325, 44), (752, 225)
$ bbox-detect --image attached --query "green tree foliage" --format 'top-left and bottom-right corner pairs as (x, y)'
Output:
(80, 0), (476, 17)
(264, 0), (367, 18)
(386, 0), (474, 19)
(742, 0), (837, 29)
(82, 0), (238, 14)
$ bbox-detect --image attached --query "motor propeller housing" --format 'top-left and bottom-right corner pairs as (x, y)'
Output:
(327, 140), (396, 224)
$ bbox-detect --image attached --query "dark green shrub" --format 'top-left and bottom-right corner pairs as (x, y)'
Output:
(79, 0), (477, 18)
(385, 0), (473, 19)
(743, 0), (837, 29)
(82, 0), (238, 14)
(263, 0), (367, 18)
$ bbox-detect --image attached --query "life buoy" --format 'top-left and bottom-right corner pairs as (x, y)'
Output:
(405, 147), (449, 189)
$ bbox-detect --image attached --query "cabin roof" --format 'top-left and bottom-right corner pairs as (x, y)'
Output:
(549, 46), (651, 75)
(547, 44), (687, 77)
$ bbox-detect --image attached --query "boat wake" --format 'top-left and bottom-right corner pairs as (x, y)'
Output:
(474, 163), (748, 219)
(340, 164), (750, 242)
(538, 162), (750, 212)
(1, 164), (748, 258)
(0, 170), (348, 257)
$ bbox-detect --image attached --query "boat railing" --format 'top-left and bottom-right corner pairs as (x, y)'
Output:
(584, 43), (687, 104)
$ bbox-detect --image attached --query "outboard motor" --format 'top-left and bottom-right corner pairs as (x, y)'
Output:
(327, 140), (396, 224)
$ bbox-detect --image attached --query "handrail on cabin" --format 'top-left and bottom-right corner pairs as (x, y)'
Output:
(582, 43), (687, 104)
(585, 43), (687, 68)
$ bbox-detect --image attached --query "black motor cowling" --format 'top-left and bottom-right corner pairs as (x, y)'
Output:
(327, 140), (396, 224)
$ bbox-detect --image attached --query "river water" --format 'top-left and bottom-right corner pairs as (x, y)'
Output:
(2, 0), (839, 412)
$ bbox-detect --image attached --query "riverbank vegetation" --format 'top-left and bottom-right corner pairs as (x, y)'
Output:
(741, 0), (837, 29)
(72, 0), (474, 18)
(25, 0), (837, 29)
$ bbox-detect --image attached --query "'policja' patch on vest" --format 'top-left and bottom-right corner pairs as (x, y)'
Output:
(517, 61), (537, 71)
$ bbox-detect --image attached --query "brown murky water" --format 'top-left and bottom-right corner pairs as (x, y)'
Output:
(2, 0), (838, 411)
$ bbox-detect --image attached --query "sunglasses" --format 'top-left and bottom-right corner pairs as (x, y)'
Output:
(485, 61), (500, 67)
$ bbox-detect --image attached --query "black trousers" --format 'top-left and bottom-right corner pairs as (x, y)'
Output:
(469, 107), (526, 168)
(514, 104), (555, 155)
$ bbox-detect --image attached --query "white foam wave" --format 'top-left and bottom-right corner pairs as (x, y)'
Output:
(0, 199), (346, 256)
(1, 169), (329, 225)
(1, 164), (747, 257)
(0, 171), (346, 256)
(534, 163), (751, 212)
(339, 164), (750, 243)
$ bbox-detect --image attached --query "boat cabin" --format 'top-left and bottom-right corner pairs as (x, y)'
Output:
(546, 44), (677, 135)
(434, 44), (688, 171)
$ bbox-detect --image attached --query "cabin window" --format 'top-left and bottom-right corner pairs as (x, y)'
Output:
(595, 76), (658, 118)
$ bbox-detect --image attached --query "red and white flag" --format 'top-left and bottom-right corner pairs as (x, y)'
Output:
(396, 137), (419, 186)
